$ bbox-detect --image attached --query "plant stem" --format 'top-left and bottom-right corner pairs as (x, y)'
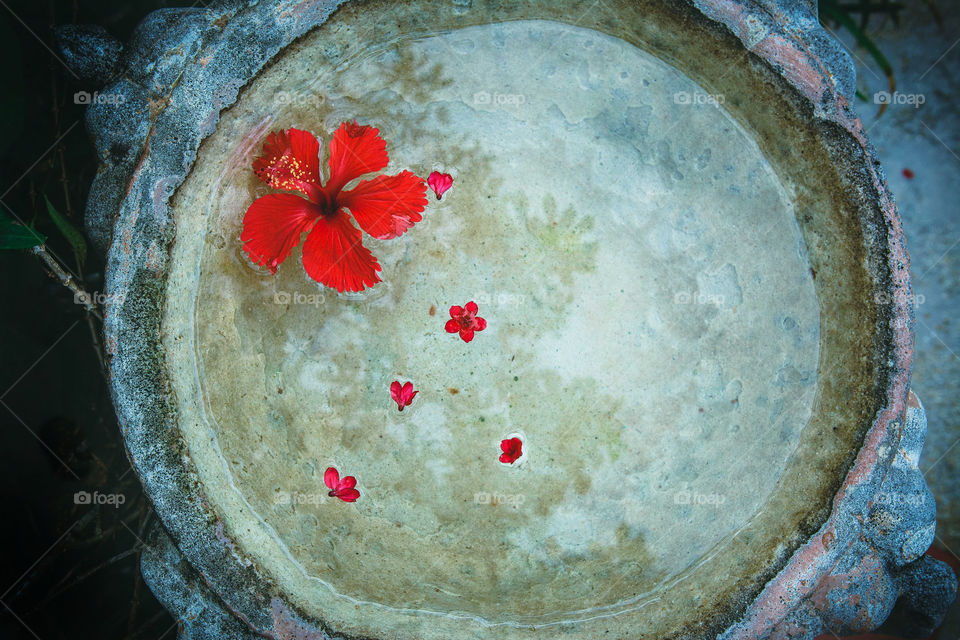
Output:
(29, 245), (103, 321)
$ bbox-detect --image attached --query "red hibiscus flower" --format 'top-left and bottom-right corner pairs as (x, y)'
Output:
(499, 437), (523, 464)
(241, 123), (428, 292)
(427, 171), (453, 200)
(445, 301), (487, 343)
(324, 467), (360, 502)
(390, 380), (418, 411)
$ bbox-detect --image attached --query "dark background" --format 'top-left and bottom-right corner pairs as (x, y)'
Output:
(0, 3), (197, 639)
(0, 1), (957, 640)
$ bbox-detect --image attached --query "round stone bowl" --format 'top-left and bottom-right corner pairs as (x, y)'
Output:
(85, 0), (955, 638)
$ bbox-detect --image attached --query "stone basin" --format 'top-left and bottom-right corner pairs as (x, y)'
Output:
(82, 0), (956, 638)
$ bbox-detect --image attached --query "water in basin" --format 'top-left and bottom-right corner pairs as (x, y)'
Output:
(164, 16), (819, 634)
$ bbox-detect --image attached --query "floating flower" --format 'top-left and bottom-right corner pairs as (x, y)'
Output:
(241, 123), (428, 292)
(427, 171), (453, 200)
(390, 380), (418, 411)
(324, 467), (360, 502)
(902, 168), (915, 179)
(499, 437), (523, 464)
(445, 301), (486, 343)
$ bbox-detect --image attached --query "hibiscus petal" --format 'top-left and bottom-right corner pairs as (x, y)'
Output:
(460, 328), (475, 343)
(390, 380), (402, 402)
(465, 301), (478, 315)
(326, 121), (389, 194)
(241, 194), (320, 273)
(252, 128), (321, 196)
(339, 475), (357, 490)
(450, 305), (464, 318)
(301, 212), (382, 293)
(324, 467), (340, 490)
(336, 488), (360, 502)
(338, 171), (428, 239)
(445, 319), (460, 334)
(427, 171), (454, 200)
(473, 316), (487, 331)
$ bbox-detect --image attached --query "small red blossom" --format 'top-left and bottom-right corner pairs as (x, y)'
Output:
(324, 467), (360, 502)
(499, 437), (523, 464)
(241, 123), (428, 292)
(902, 168), (915, 179)
(445, 301), (486, 343)
(390, 380), (418, 411)
(427, 171), (453, 200)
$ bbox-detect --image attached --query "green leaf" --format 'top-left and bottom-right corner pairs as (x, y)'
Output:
(821, 4), (893, 78)
(819, 1), (896, 117)
(0, 207), (45, 249)
(45, 195), (87, 267)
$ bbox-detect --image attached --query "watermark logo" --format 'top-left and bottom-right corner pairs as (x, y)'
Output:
(674, 489), (726, 507)
(874, 491), (926, 507)
(74, 490), (126, 508)
(473, 91), (526, 107)
(273, 291), (326, 307)
(474, 491), (525, 508)
(273, 91), (326, 108)
(674, 91), (725, 106)
(873, 291), (925, 308)
(873, 91), (925, 107)
(474, 291), (526, 307)
(275, 491), (327, 505)
(74, 91), (125, 106)
(673, 291), (725, 305)
(74, 291), (125, 307)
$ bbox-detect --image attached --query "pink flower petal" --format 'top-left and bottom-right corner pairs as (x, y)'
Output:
(499, 437), (523, 464)
(445, 301), (487, 342)
(336, 487), (360, 502)
(391, 380), (418, 410)
(427, 171), (454, 200)
(324, 467), (340, 490)
(324, 467), (360, 502)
